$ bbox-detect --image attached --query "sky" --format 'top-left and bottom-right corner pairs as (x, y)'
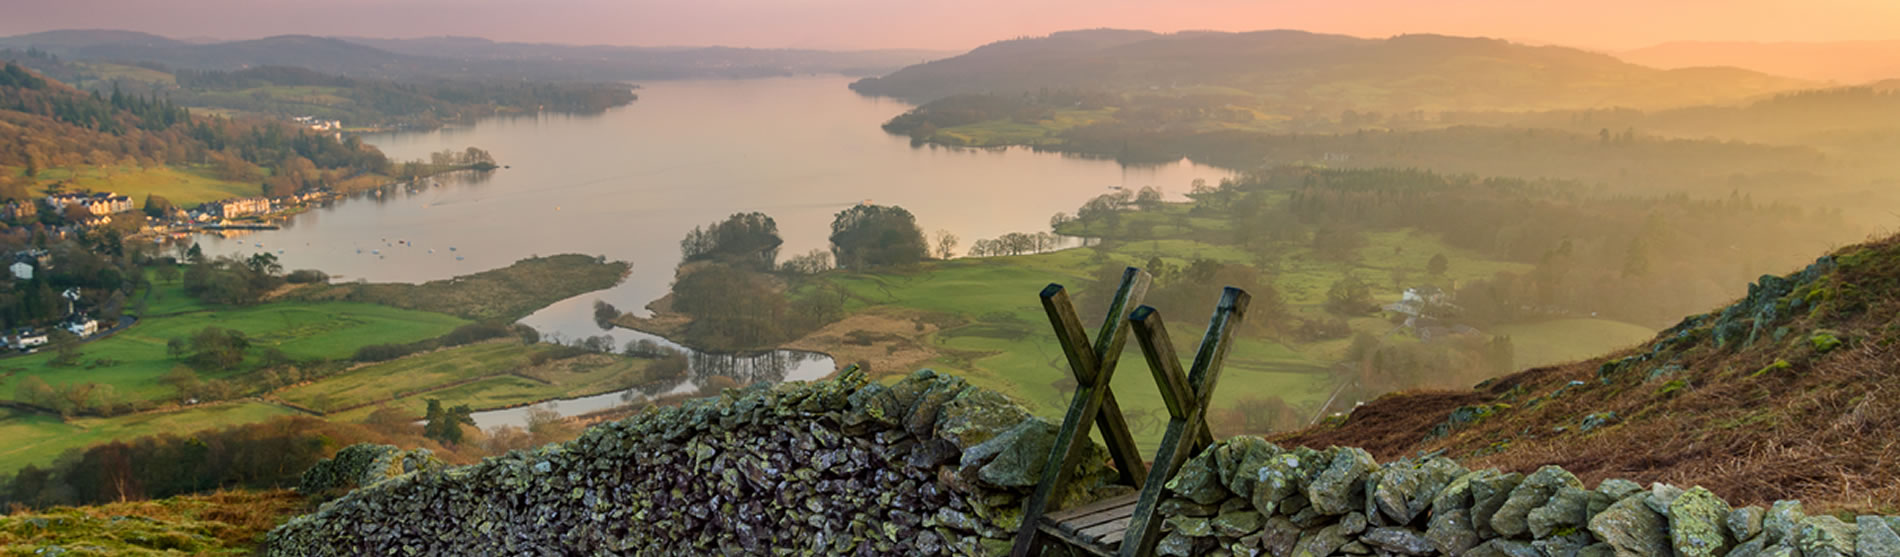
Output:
(4, 0), (1900, 52)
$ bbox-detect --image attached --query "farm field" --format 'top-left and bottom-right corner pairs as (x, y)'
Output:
(9, 164), (260, 207)
(0, 301), (467, 405)
(0, 402), (298, 474)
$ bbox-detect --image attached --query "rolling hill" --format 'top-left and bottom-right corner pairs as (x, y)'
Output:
(851, 29), (1814, 111)
(1278, 233), (1900, 511)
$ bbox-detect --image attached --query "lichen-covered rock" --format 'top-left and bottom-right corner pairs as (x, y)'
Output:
(1156, 531), (1198, 557)
(1364, 527), (1436, 555)
(1293, 523), (1349, 557)
(1164, 515), (1213, 537)
(1251, 451), (1311, 516)
(297, 443), (444, 503)
(1217, 437), (1281, 497)
(1492, 465), (1582, 538)
(1594, 479), (1644, 501)
(1528, 486), (1591, 539)
(1427, 508), (1480, 555)
(1793, 515), (1858, 556)
(1643, 483), (1685, 515)
(1372, 457), (1466, 525)
(1470, 471), (1524, 538)
(1467, 538), (1542, 557)
(1533, 532), (1595, 557)
(1857, 516), (1900, 557)
(1762, 500), (1806, 545)
(969, 419), (1059, 488)
(1588, 495), (1673, 557)
(1728, 506), (1766, 543)
(1727, 538), (1768, 557)
(1340, 511), (1368, 535)
(1166, 448), (1230, 505)
(1666, 486), (1733, 557)
(1212, 510), (1261, 538)
(1305, 447), (1377, 516)
(1260, 516), (1302, 557)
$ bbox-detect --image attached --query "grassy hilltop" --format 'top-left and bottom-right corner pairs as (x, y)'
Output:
(1279, 233), (1900, 511)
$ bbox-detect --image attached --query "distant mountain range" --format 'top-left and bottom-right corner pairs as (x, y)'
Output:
(851, 29), (1817, 110)
(0, 29), (954, 81)
(1620, 40), (1900, 84)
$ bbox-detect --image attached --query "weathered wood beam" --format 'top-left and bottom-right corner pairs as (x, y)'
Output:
(1119, 288), (1251, 557)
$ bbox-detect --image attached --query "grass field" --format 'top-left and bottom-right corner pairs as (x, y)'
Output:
(324, 350), (670, 422)
(276, 342), (553, 413)
(929, 108), (1115, 147)
(0, 402), (299, 474)
(12, 164), (260, 207)
(137, 269), (212, 316)
(0, 301), (467, 405)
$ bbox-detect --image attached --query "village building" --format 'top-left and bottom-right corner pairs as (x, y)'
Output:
(44, 192), (134, 216)
(9, 329), (49, 351)
(9, 260), (31, 280)
(64, 316), (98, 338)
(1, 201), (38, 221)
(216, 197), (272, 218)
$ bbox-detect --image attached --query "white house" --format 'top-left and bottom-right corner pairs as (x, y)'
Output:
(9, 261), (30, 280)
(11, 329), (48, 351)
(65, 317), (98, 337)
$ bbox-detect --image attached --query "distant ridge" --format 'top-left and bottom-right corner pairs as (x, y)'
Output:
(1620, 40), (1900, 83)
(0, 29), (957, 81)
(851, 29), (1814, 110)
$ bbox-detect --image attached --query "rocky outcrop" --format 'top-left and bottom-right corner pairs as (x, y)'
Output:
(265, 368), (1113, 555)
(1148, 439), (1900, 557)
(296, 443), (445, 504)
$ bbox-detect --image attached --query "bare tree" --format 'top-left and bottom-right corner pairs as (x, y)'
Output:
(933, 229), (960, 260)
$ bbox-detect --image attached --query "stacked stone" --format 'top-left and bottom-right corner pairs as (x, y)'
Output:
(1152, 438), (1900, 557)
(265, 368), (1114, 556)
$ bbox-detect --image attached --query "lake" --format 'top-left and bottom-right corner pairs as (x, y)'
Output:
(195, 76), (1233, 423)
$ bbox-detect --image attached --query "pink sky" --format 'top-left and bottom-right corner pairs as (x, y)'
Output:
(5, 0), (1899, 51)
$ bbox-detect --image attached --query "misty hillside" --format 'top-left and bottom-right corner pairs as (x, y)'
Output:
(0, 30), (953, 81)
(0, 33), (424, 77)
(1621, 40), (1900, 83)
(1279, 233), (1900, 510)
(851, 29), (1814, 111)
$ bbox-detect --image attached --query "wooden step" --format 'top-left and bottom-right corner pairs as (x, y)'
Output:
(1037, 494), (1139, 556)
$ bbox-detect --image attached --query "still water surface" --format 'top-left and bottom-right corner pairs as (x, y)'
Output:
(197, 76), (1232, 424)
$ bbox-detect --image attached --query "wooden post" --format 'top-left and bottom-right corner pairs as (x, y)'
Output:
(1118, 287), (1250, 557)
(1009, 268), (1151, 557)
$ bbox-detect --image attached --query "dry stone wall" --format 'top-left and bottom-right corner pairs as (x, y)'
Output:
(1150, 438), (1900, 557)
(265, 368), (1114, 555)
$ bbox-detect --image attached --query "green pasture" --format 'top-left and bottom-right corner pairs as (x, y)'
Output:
(0, 402), (297, 474)
(0, 302), (466, 404)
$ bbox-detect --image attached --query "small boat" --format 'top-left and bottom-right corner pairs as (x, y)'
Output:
(428, 249), (435, 254)
(356, 249), (362, 254)
(448, 247), (457, 252)
(455, 256), (464, 261)
(371, 249), (380, 255)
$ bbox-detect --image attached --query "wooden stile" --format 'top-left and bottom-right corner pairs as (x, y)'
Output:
(1010, 272), (1251, 557)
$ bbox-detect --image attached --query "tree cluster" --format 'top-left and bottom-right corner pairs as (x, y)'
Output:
(679, 212), (782, 271)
